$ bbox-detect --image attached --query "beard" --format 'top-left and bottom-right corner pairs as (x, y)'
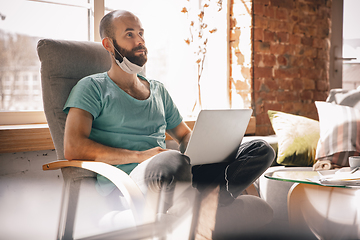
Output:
(113, 40), (148, 67)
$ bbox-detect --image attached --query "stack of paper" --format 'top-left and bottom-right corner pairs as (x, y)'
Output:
(310, 167), (360, 187)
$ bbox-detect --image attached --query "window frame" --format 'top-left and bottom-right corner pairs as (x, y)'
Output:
(0, 0), (103, 153)
(0, 0), (101, 126)
(329, 0), (344, 89)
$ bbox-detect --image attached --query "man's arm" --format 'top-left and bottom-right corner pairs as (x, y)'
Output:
(166, 121), (192, 154)
(64, 107), (166, 164)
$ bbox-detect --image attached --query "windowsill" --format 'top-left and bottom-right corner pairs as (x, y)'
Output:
(0, 123), (49, 130)
(0, 123), (55, 154)
(0, 111), (47, 125)
(0, 117), (255, 154)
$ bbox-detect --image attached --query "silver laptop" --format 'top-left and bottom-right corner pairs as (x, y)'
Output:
(185, 109), (252, 165)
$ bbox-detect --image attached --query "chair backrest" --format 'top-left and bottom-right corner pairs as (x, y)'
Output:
(37, 39), (111, 159)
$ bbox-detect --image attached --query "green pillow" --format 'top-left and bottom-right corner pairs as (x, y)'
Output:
(268, 110), (320, 166)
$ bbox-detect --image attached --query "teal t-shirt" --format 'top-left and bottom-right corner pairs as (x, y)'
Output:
(63, 72), (182, 194)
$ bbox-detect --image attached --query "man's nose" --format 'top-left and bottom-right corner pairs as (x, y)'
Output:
(137, 33), (145, 45)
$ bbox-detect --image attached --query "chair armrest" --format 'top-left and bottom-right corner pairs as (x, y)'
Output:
(43, 160), (146, 223)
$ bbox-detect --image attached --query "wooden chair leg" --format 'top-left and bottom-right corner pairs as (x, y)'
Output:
(190, 185), (220, 240)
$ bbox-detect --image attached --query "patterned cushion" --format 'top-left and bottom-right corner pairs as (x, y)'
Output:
(326, 88), (360, 110)
(315, 101), (360, 166)
(268, 110), (320, 166)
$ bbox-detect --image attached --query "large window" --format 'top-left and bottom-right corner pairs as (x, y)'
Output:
(342, 0), (360, 89)
(0, 0), (228, 122)
(0, 0), (90, 114)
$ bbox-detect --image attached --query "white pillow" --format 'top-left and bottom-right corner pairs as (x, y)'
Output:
(315, 101), (360, 166)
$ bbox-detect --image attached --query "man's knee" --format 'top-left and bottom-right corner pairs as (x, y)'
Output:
(237, 139), (275, 165)
(145, 150), (191, 190)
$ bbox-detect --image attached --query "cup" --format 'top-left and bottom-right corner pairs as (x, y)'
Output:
(349, 156), (360, 169)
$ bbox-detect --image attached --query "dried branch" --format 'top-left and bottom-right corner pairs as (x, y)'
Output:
(182, 0), (223, 111)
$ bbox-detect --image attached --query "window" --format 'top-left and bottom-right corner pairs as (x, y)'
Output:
(0, 0), (91, 123)
(342, 0), (360, 89)
(33, 74), (38, 82)
(330, 0), (360, 90)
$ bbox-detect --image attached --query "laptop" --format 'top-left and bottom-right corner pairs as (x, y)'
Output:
(185, 109), (252, 166)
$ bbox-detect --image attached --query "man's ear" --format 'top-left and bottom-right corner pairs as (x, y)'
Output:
(102, 37), (113, 53)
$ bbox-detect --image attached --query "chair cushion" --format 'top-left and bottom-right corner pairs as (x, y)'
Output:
(37, 39), (111, 159)
(326, 88), (360, 110)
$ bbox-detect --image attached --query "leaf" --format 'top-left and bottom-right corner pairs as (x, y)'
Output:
(217, 0), (223, 11)
(196, 59), (201, 64)
(198, 11), (204, 20)
(190, 21), (194, 26)
(204, 3), (209, 7)
(209, 28), (217, 34)
(184, 39), (191, 45)
(181, 7), (188, 13)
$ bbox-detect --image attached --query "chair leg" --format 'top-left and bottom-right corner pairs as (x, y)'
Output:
(57, 176), (81, 240)
(157, 187), (175, 217)
(190, 185), (220, 240)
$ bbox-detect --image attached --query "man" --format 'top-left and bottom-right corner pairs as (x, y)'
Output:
(63, 10), (192, 196)
(63, 10), (274, 211)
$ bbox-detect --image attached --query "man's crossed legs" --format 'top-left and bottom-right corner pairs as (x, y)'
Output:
(131, 139), (275, 208)
(99, 139), (275, 234)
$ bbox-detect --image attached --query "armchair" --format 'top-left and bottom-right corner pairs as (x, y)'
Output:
(37, 39), (158, 239)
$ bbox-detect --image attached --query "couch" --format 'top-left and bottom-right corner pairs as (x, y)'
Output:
(254, 87), (360, 225)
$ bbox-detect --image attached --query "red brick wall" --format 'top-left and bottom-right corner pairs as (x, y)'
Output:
(230, 0), (332, 135)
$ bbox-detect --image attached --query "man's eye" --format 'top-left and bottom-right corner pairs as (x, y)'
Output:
(126, 32), (133, 37)
(139, 32), (144, 37)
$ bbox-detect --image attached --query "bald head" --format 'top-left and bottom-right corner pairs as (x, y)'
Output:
(99, 10), (140, 40)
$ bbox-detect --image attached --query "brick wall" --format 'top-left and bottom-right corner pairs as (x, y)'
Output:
(230, 0), (332, 135)
(229, 0), (253, 110)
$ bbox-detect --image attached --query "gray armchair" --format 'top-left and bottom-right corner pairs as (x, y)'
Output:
(38, 39), (111, 160)
(37, 39), (152, 239)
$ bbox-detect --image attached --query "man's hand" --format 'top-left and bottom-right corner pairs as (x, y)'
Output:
(166, 121), (192, 154)
(138, 147), (168, 162)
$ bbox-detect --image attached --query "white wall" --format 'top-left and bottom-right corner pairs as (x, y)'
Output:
(0, 149), (62, 240)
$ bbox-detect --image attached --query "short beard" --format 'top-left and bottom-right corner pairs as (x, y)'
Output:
(113, 40), (147, 67)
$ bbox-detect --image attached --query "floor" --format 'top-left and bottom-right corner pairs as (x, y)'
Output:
(0, 149), (318, 240)
(0, 149), (197, 240)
